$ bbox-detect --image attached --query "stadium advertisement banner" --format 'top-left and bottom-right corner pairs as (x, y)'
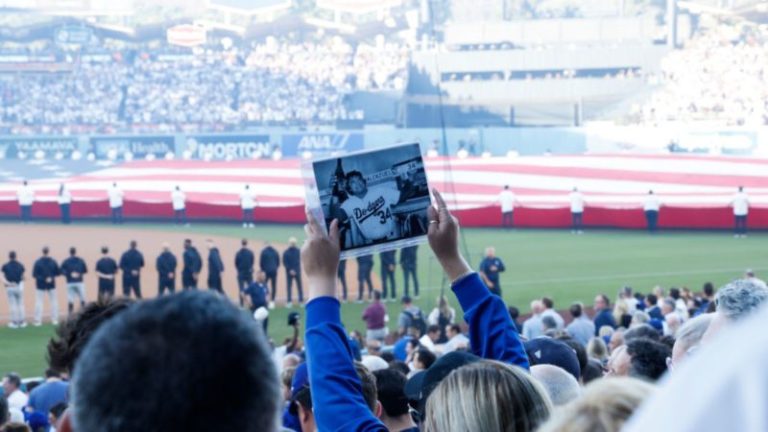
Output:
(186, 135), (272, 159)
(281, 133), (364, 157)
(90, 136), (175, 158)
(0, 137), (79, 158)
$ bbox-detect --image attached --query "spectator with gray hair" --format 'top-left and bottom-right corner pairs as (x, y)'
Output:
(531, 364), (581, 406)
(668, 313), (713, 371)
(623, 324), (660, 343)
(704, 279), (768, 342)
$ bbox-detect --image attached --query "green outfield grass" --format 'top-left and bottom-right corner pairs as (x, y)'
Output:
(2, 222), (767, 377)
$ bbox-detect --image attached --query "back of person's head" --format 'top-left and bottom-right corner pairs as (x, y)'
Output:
(415, 349), (436, 370)
(401, 295), (412, 305)
(586, 337), (608, 362)
(373, 290), (381, 301)
(542, 316), (558, 331)
(537, 377), (654, 432)
(645, 293), (657, 306)
(130, 240), (137, 249)
(69, 247), (76, 256)
(508, 306), (520, 320)
(623, 324), (659, 343)
(4, 372), (21, 390)
(671, 313), (713, 368)
(100, 246), (108, 255)
(630, 311), (650, 327)
(625, 337), (670, 381)
(669, 287), (681, 300)
(44, 369), (60, 379)
(581, 359), (604, 385)
(42, 246), (49, 256)
(427, 324), (440, 335)
(71, 291), (280, 432)
(8, 251), (16, 260)
(569, 303), (582, 318)
(703, 282), (715, 297)
(424, 360), (552, 432)
(715, 279), (768, 321)
(388, 361), (410, 377)
(374, 369), (409, 419)
(531, 365), (581, 406)
(542, 297), (554, 309)
(558, 338), (587, 377)
(47, 298), (134, 374)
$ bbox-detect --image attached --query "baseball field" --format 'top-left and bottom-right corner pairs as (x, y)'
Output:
(1, 221), (766, 377)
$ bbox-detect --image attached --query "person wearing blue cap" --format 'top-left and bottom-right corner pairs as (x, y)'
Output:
(300, 189), (528, 431)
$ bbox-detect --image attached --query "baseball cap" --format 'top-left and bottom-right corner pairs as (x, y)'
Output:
(524, 337), (580, 380)
(404, 351), (481, 419)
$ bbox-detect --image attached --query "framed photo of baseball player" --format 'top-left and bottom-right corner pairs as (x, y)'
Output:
(304, 143), (431, 259)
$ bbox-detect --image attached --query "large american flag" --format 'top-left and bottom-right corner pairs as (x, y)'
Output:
(0, 154), (765, 210)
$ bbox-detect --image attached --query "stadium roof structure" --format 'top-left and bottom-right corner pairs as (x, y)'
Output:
(207, 0), (292, 16)
(316, 0), (404, 15)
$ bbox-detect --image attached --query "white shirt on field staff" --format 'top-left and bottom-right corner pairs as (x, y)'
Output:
(240, 186), (256, 210)
(569, 189), (584, 213)
(644, 192), (661, 211)
(498, 187), (515, 213)
(171, 187), (186, 211)
(108, 183), (124, 208)
(17, 182), (34, 206)
(732, 188), (749, 216)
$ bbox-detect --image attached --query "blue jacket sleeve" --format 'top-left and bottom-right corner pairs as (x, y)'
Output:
(452, 273), (529, 370)
(305, 296), (387, 432)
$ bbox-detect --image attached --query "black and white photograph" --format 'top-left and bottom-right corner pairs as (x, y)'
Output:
(311, 143), (431, 255)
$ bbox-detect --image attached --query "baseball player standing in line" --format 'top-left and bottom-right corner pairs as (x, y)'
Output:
(156, 243), (177, 296)
(2, 251), (26, 328)
(119, 240), (145, 299)
(95, 246), (118, 301)
(61, 247), (87, 316)
(32, 246), (60, 326)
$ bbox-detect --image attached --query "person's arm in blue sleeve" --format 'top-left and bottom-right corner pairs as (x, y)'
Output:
(452, 272), (528, 369)
(498, 258), (506, 273)
(302, 214), (386, 432)
(427, 189), (529, 369)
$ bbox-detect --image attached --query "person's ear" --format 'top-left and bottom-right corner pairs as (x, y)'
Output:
(58, 410), (74, 432)
(375, 400), (383, 418)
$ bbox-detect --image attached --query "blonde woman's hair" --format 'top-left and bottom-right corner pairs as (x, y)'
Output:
(424, 360), (552, 432)
(537, 377), (654, 432)
(612, 299), (629, 325)
(586, 337), (608, 362)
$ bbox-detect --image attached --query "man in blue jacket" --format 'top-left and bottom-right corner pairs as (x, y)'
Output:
(259, 242), (280, 308)
(593, 293), (617, 335)
(119, 241), (144, 299)
(182, 239), (202, 290)
(235, 239), (255, 305)
(33, 246), (60, 326)
(206, 239), (225, 295)
(300, 189), (528, 431)
(156, 243), (177, 296)
(283, 238), (302, 307)
(61, 247), (87, 316)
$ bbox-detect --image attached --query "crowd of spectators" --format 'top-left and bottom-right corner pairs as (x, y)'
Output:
(0, 37), (409, 134)
(634, 22), (768, 126)
(2, 190), (768, 431)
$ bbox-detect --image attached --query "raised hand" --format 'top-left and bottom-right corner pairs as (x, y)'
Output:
(301, 211), (340, 299)
(427, 189), (472, 282)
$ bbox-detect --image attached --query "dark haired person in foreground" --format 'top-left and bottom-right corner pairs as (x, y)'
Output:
(301, 189), (529, 430)
(58, 291), (279, 432)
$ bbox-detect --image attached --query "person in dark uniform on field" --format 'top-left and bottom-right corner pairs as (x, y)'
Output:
(61, 247), (87, 316)
(400, 245), (419, 298)
(33, 246), (60, 326)
(95, 246), (118, 302)
(282, 237), (302, 307)
(479, 246), (506, 297)
(156, 243), (177, 296)
(206, 239), (225, 295)
(119, 240), (144, 299)
(259, 241), (280, 308)
(182, 239), (202, 290)
(337, 259), (348, 302)
(2, 251), (26, 328)
(356, 254), (374, 303)
(235, 239), (255, 306)
(380, 250), (397, 301)
(242, 270), (269, 333)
